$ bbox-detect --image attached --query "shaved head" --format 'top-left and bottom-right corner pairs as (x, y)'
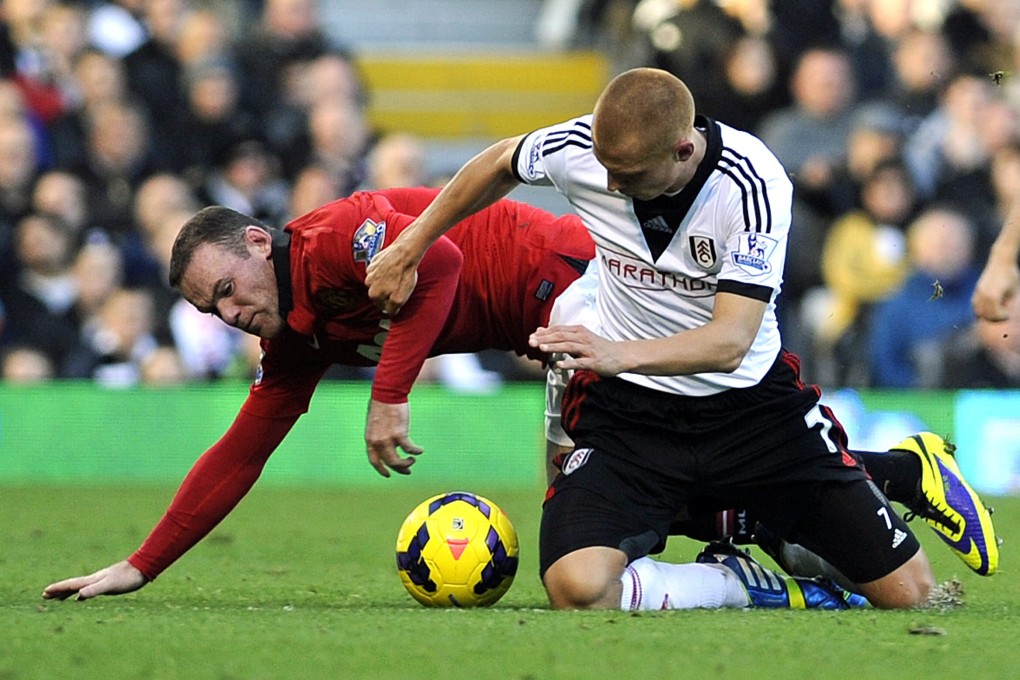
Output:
(590, 68), (702, 199)
(592, 68), (696, 161)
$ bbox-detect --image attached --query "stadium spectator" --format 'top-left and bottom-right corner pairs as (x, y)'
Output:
(2, 212), (80, 372)
(868, 205), (982, 388)
(0, 110), (41, 224)
(31, 169), (90, 241)
(233, 0), (340, 135)
(131, 172), (200, 243)
(120, 171), (199, 320)
(267, 51), (367, 183)
(811, 156), (917, 387)
(47, 48), (130, 170)
(0, 107), (41, 284)
(841, 0), (915, 100)
(904, 71), (1000, 206)
(73, 97), (171, 238)
(79, 286), (159, 387)
(170, 56), (257, 188)
(364, 68), (995, 609)
(364, 132), (428, 192)
(70, 236), (124, 328)
(1, 0), (67, 124)
(1, 344), (54, 382)
(883, 27), (956, 138)
(634, 0), (745, 121)
(122, 0), (191, 139)
(943, 0), (1020, 74)
(288, 163), (340, 219)
(197, 137), (289, 228)
(757, 47), (862, 338)
(781, 104), (908, 366)
(37, 1), (90, 110)
(138, 344), (188, 384)
(710, 34), (787, 135)
(61, 234), (124, 377)
(757, 46), (860, 197)
(826, 104), (909, 214)
(174, 7), (231, 68)
(289, 97), (369, 198)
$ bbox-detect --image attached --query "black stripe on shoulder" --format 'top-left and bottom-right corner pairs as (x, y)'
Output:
(716, 278), (773, 302)
(542, 122), (593, 157)
(720, 148), (772, 233)
(543, 137), (593, 157)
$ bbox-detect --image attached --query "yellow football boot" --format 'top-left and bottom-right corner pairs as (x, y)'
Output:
(892, 433), (998, 576)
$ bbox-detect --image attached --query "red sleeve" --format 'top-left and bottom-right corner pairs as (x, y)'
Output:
(370, 229), (463, 403)
(127, 410), (298, 580)
(376, 186), (442, 216)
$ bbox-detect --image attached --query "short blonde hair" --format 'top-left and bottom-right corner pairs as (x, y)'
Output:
(592, 68), (695, 158)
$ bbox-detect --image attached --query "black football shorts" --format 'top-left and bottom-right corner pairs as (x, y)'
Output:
(540, 353), (920, 583)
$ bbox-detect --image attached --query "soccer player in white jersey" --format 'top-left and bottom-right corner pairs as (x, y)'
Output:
(367, 68), (996, 610)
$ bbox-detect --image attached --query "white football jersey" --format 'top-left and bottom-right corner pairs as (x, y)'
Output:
(512, 114), (792, 395)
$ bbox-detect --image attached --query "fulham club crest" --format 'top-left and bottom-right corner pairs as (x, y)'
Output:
(689, 236), (717, 268)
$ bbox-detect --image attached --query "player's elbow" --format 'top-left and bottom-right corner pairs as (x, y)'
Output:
(716, 351), (745, 373)
(714, 336), (753, 373)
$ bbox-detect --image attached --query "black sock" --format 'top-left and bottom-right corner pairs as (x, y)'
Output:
(852, 449), (922, 503)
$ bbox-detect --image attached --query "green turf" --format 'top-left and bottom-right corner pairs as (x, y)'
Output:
(2, 484), (1015, 680)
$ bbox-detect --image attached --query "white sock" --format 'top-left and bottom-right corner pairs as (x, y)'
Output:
(619, 556), (750, 610)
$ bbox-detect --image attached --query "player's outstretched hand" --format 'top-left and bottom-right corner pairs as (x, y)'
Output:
(365, 399), (424, 477)
(365, 240), (419, 316)
(42, 560), (148, 601)
(529, 325), (628, 376)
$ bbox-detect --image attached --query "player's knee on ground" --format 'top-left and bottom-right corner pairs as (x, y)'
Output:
(542, 548), (625, 609)
(858, 550), (935, 609)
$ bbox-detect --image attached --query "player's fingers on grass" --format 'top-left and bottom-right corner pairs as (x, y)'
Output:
(42, 577), (89, 600)
(41, 585), (75, 600)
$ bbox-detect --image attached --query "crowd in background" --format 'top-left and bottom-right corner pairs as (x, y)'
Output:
(2, 0), (1020, 391)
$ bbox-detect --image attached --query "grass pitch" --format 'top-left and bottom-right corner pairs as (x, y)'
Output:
(3, 484), (1016, 680)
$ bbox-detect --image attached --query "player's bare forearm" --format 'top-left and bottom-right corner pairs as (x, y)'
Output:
(415, 137), (524, 230)
(365, 136), (523, 314)
(532, 324), (747, 376)
(531, 293), (764, 377)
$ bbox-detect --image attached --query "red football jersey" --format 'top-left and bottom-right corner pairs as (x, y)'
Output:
(243, 187), (594, 413)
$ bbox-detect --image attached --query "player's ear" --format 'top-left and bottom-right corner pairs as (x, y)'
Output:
(674, 138), (695, 162)
(244, 226), (273, 258)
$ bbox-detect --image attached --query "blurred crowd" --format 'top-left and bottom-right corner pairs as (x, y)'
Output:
(0, 0), (453, 387)
(554, 0), (1020, 390)
(3, 0), (1020, 391)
